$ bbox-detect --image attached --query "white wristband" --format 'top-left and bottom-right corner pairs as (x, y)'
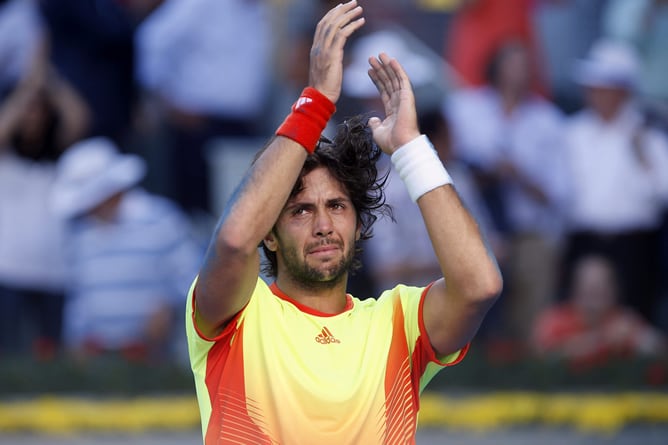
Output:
(390, 135), (453, 202)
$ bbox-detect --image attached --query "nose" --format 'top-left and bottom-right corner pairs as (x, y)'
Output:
(313, 209), (334, 237)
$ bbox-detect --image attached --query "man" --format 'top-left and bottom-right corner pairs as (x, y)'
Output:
(532, 253), (666, 366)
(187, 1), (502, 444)
(52, 137), (203, 361)
(561, 38), (668, 325)
(446, 40), (569, 343)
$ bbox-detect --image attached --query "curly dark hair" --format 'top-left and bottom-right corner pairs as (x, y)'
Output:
(261, 114), (392, 277)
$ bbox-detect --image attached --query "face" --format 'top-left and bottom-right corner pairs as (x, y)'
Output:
(89, 192), (124, 222)
(571, 256), (619, 321)
(497, 44), (531, 93)
(585, 86), (629, 121)
(265, 167), (360, 288)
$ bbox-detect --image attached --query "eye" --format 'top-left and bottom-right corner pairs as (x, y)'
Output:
(330, 201), (345, 210)
(292, 206), (308, 216)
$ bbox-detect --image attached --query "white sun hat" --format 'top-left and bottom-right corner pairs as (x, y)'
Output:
(573, 38), (640, 90)
(342, 27), (453, 106)
(52, 137), (146, 218)
(344, 30), (433, 98)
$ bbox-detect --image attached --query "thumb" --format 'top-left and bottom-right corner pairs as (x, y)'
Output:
(367, 116), (382, 132)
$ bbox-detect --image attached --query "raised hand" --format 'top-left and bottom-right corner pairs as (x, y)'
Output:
(309, 0), (365, 104)
(367, 53), (420, 155)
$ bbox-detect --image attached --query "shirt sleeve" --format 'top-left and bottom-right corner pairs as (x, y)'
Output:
(185, 276), (260, 368)
(397, 284), (470, 394)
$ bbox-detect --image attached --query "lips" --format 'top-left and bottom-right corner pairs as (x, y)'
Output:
(310, 246), (338, 254)
(307, 241), (342, 255)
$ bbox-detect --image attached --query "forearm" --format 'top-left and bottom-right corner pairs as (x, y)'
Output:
(195, 135), (308, 329)
(418, 185), (501, 301)
(394, 138), (500, 354)
(215, 136), (307, 253)
(391, 135), (501, 300)
(416, 184), (502, 355)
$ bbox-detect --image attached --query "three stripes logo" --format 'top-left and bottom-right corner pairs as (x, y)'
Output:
(315, 326), (340, 344)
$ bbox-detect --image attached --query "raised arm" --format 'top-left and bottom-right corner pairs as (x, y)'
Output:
(368, 54), (502, 357)
(194, 1), (365, 338)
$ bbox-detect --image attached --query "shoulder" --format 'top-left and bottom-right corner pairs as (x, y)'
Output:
(446, 87), (495, 113)
(525, 95), (565, 122)
(376, 284), (430, 309)
(120, 189), (194, 234)
(121, 189), (181, 217)
(187, 276), (272, 343)
(565, 109), (595, 129)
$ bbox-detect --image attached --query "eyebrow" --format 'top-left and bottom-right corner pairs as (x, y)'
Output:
(285, 195), (351, 210)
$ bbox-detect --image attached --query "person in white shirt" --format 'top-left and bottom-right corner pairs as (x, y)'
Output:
(52, 137), (204, 361)
(135, 0), (271, 215)
(0, 0), (42, 92)
(0, 47), (89, 359)
(445, 40), (568, 340)
(561, 38), (668, 326)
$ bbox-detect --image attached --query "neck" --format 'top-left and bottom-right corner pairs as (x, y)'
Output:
(274, 273), (349, 314)
(596, 106), (623, 123)
(499, 87), (525, 114)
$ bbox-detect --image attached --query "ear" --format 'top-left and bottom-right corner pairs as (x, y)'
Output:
(355, 220), (362, 242)
(263, 232), (278, 252)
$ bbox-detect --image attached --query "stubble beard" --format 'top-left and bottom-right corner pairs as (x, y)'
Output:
(280, 240), (355, 291)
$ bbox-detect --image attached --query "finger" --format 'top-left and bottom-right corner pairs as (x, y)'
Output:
(331, 1), (363, 28)
(338, 15), (365, 39)
(317, 1), (363, 47)
(388, 57), (411, 90)
(367, 66), (391, 105)
(318, 1), (361, 28)
(368, 56), (394, 95)
(378, 53), (401, 92)
(326, 6), (364, 48)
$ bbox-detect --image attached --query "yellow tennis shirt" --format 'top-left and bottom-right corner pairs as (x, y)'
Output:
(186, 277), (468, 445)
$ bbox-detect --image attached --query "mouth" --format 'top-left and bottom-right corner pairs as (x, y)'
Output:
(307, 241), (342, 256)
(309, 246), (339, 255)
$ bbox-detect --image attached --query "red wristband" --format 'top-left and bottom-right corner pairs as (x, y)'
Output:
(275, 87), (336, 154)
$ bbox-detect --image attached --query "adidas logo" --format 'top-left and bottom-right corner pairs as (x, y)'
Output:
(315, 326), (340, 344)
(294, 96), (313, 110)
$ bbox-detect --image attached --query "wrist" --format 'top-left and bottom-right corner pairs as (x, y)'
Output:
(275, 87), (336, 153)
(392, 131), (422, 153)
(391, 135), (453, 202)
(309, 84), (338, 104)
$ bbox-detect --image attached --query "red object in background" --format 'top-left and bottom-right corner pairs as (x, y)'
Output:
(646, 361), (667, 387)
(445, 0), (548, 95)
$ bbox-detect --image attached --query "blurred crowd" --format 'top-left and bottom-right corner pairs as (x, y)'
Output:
(0, 0), (666, 369)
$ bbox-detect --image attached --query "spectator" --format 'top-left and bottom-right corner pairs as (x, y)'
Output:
(603, 0), (668, 126)
(443, 0), (548, 95)
(135, 0), (271, 215)
(532, 254), (666, 366)
(533, 0), (607, 114)
(0, 48), (90, 359)
(38, 0), (162, 143)
(51, 137), (203, 362)
(0, 0), (43, 92)
(445, 40), (568, 340)
(561, 39), (668, 326)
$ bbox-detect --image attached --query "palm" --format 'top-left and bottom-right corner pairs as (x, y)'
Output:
(367, 54), (420, 154)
